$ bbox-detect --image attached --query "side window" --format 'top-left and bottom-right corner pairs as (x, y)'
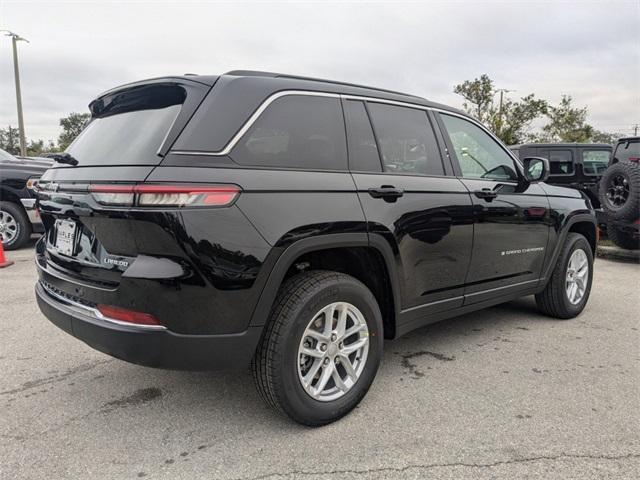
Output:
(343, 100), (382, 172)
(231, 95), (347, 170)
(440, 114), (517, 181)
(544, 150), (574, 175)
(582, 150), (610, 175)
(367, 103), (444, 176)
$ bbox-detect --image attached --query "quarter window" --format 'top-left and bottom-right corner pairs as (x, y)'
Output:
(231, 95), (347, 170)
(440, 114), (517, 181)
(582, 150), (610, 175)
(367, 103), (443, 176)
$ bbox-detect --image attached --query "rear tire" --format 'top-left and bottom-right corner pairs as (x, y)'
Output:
(252, 270), (383, 426)
(607, 223), (640, 250)
(536, 233), (593, 319)
(0, 201), (31, 250)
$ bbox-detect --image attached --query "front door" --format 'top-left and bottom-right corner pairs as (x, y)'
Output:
(344, 99), (474, 319)
(436, 113), (550, 304)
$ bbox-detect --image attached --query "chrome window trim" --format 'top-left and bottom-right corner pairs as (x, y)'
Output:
(169, 89), (523, 168)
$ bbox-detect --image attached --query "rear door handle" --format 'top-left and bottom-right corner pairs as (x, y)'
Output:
(473, 188), (499, 202)
(368, 185), (404, 203)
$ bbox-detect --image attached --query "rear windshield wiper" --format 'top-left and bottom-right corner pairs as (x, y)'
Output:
(48, 153), (79, 166)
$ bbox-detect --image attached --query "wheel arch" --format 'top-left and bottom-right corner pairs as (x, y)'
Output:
(542, 213), (597, 283)
(249, 233), (401, 339)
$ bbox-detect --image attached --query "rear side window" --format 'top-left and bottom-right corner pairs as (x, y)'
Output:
(231, 95), (347, 170)
(582, 150), (610, 175)
(343, 100), (381, 172)
(367, 103), (443, 176)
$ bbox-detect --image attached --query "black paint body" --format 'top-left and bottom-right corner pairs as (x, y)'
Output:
(34, 72), (597, 369)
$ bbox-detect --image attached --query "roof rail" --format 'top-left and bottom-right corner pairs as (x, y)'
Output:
(223, 70), (423, 99)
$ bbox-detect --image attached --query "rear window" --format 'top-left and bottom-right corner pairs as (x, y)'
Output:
(66, 84), (186, 166)
(231, 95), (347, 170)
(613, 139), (640, 163)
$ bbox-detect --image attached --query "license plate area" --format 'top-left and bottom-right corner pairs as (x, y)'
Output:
(54, 219), (77, 256)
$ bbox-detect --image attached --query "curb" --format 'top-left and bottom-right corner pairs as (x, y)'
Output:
(596, 245), (640, 263)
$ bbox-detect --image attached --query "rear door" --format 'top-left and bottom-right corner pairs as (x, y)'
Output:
(346, 99), (474, 320)
(436, 112), (550, 304)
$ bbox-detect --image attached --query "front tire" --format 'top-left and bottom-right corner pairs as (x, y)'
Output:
(535, 233), (593, 319)
(252, 270), (383, 426)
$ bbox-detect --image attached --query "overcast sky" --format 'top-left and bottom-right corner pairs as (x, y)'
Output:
(1, 0), (639, 142)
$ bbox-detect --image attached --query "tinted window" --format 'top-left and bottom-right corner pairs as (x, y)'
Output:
(613, 139), (640, 163)
(367, 103), (443, 175)
(540, 150), (574, 175)
(343, 101), (381, 172)
(232, 95), (347, 170)
(582, 150), (610, 175)
(440, 114), (517, 180)
(68, 105), (181, 166)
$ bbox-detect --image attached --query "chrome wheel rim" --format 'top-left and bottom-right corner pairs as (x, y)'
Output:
(297, 302), (369, 402)
(565, 249), (589, 305)
(0, 210), (19, 245)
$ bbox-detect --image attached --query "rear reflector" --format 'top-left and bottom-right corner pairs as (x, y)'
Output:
(97, 304), (162, 327)
(89, 184), (241, 207)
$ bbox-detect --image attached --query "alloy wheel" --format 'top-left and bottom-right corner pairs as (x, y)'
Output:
(565, 248), (589, 305)
(297, 302), (369, 402)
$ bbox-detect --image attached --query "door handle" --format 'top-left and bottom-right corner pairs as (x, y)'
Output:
(368, 185), (404, 203)
(473, 188), (499, 202)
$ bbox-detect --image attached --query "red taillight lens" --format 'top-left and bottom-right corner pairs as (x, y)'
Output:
(97, 304), (162, 327)
(629, 157), (640, 163)
(89, 184), (241, 207)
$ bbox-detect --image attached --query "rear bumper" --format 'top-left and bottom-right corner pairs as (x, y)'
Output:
(35, 281), (263, 370)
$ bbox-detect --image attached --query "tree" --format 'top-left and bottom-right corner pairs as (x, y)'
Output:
(58, 112), (90, 150)
(590, 129), (621, 144)
(539, 95), (594, 143)
(0, 126), (21, 155)
(453, 75), (547, 145)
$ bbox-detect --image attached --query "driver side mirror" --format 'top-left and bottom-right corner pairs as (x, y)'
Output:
(523, 157), (550, 183)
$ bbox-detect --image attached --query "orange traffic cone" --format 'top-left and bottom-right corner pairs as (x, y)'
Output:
(0, 240), (14, 268)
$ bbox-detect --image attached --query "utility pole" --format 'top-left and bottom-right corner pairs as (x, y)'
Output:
(1, 30), (29, 156)
(633, 124), (639, 136)
(495, 88), (514, 137)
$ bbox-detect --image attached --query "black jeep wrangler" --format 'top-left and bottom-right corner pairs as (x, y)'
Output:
(35, 71), (596, 425)
(598, 137), (640, 249)
(509, 143), (612, 210)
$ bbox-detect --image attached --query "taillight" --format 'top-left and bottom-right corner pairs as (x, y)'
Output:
(89, 184), (241, 207)
(97, 304), (163, 327)
(629, 157), (640, 163)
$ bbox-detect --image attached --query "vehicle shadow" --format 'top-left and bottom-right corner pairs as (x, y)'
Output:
(90, 296), (552, 434)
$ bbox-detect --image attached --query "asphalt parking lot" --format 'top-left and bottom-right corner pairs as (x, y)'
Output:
(1, 243), (639, 479)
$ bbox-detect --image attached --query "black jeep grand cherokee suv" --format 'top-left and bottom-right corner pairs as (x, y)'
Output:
(35, 71), (596, 425)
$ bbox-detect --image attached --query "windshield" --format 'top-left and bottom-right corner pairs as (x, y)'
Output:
(67, 105), (181, 166)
